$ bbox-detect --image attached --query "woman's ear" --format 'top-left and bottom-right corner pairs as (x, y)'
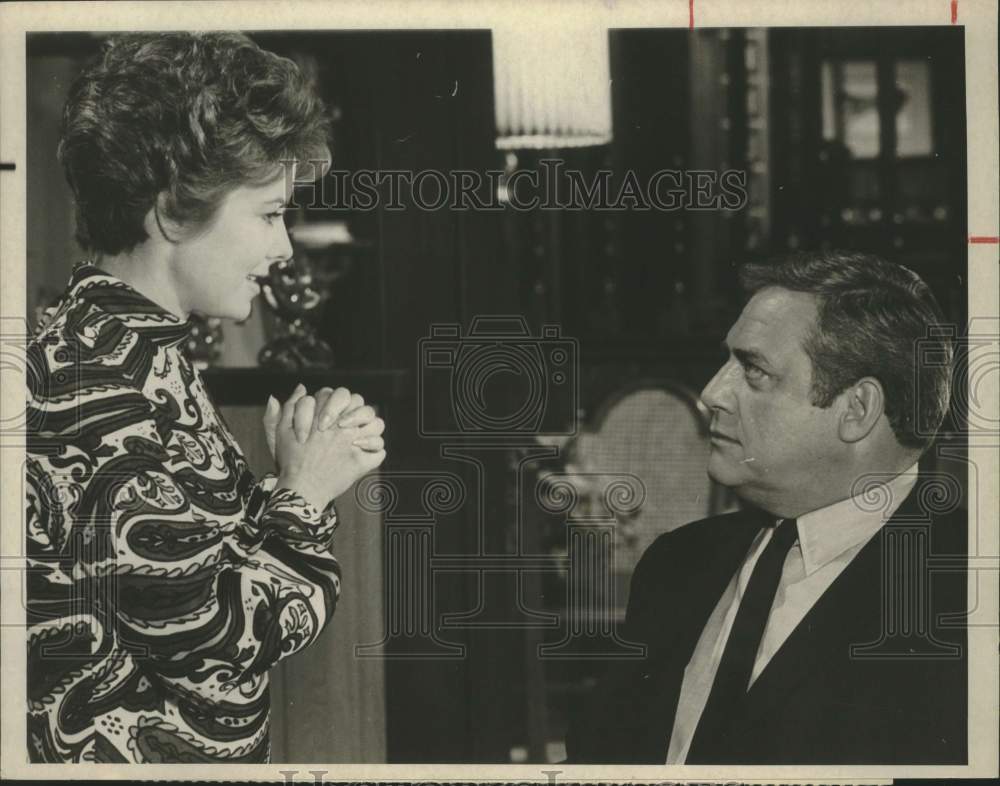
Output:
(838, 377), (884, 443)
(144, 192), (182, 244)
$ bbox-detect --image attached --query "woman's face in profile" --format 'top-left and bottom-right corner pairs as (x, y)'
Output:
(169, 170), (294, 321)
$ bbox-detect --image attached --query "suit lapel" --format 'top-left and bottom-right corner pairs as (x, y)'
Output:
(738, 529), (882, 721)
(731, 480), (929, 736)
(645, 508), (771, 664)
(636, 508), (772, 756)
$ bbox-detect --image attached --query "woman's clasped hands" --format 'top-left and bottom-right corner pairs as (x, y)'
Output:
(262, 384), (387, 511)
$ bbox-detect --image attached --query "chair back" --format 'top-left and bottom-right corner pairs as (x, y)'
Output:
(569, 380), (733, 574)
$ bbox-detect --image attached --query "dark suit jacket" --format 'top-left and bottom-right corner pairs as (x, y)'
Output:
(565, 476), (968, 764)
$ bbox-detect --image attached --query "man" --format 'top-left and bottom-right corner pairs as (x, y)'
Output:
(565, 251), (966, 764)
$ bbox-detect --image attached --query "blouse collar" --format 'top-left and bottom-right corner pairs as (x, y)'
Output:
(64, 260), (193, 350)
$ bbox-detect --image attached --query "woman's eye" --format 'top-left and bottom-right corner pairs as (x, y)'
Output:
(264, 210), (285, 224)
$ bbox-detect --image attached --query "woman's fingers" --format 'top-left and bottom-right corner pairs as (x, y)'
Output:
(311, 390), (376, 432)
(310, 387), (335, 432)
(353, 416), (385, 438)
(352, 435), (384, 452)
(279, 383), (308, 431)
(293, 395), (316, 443)
(338, 404), (376, 429)
(316, 387), (353, 430)
(313, 387), (335, 408)
(318, 391), (364, 430)
(262, 395), (280, 457)
(331, 393), (366, 428)
(344, 393), (365, 415)
(356, 448), (387, 472)
(279, 386), (387, 459)
(351, 417), (386, 451)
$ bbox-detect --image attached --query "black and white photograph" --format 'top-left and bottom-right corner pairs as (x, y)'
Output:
(1, 0), (997, 780)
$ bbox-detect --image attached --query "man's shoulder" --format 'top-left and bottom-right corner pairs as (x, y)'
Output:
(622, 508), (765, 646)
(637, 508), (762, 571)
(892, 473), (968, 556)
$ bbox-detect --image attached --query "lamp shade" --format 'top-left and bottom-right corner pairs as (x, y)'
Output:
(493, 21), (612, 150)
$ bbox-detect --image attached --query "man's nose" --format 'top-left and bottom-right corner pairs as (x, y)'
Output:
(700, 358), (737, 412)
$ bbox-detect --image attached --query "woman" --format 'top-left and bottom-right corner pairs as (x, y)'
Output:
(25, 31), (385, 763)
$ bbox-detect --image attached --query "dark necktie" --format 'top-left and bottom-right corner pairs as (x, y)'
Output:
(686, 517), (799, 762)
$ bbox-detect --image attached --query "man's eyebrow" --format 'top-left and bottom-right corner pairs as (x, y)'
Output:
(730, 345), (772, 368)
(261, 198), (287, 208)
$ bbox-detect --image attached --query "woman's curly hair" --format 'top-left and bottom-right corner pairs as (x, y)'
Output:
(58, 31), (331, 255)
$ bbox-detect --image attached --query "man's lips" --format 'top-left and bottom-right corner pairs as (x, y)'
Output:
(709, 429), (740, 444)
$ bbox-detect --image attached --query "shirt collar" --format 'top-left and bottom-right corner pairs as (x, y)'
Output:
(793, 462), (921, 576)
(64, 261), (193, 350)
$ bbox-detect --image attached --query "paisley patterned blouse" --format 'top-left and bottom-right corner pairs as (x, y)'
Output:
(25, 262), (341, 763)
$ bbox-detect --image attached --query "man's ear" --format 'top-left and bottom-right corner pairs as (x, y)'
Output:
(838, 377), (884, 443)
(143, 192), (182, 244)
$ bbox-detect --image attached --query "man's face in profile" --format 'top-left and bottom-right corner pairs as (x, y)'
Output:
(699, 286), (845, 514)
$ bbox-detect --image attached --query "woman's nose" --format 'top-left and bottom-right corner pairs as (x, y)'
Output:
(271, 222), (294, 262)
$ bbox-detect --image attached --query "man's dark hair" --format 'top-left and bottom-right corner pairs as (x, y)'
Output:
(59, 31), (331, 255)
(740, 250), (954, 451)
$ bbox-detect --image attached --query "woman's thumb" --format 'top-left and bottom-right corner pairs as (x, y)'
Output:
(263, 395), (280, 454)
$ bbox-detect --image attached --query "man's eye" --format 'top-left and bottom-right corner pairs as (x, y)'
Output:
(264, 210), (285, 224)
(743, 363), (767, 381)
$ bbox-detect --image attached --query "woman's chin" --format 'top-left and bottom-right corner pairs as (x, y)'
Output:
(224, 291), (258, 321)
(232, 303), (254, 322)
(200, 302), (253, 323)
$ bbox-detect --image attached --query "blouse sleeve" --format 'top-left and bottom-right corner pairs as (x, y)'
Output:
(25, 331), (341, 709)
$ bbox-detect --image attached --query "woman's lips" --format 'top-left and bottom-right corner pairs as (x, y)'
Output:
(246, 274), (268, 292)
(709, 430), (740, 444)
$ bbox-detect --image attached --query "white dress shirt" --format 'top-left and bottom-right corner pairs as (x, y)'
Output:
(665, 464), (920, 763)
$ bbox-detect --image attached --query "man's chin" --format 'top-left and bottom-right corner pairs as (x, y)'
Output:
(705, 451), (746, 489)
